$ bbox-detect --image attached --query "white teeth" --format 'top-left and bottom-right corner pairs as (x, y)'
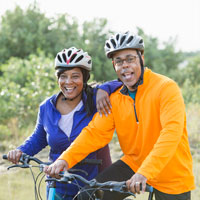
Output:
(65, 87), (74, 92)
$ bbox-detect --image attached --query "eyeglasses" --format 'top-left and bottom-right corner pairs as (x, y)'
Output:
(114, 55), (139, 66)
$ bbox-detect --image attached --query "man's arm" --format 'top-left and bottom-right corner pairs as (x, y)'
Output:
(137, 80), (185, 180)
(44, 111), (115, 177)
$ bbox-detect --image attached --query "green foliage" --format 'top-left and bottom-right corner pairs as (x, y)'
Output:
(0, 52), (58, 127)
(137, 28), (183, 83)
(0, 3), (199, 142)
(80, 18), (116, 81)
(181, 53), (200, 104)
(0, 5), (80, 64)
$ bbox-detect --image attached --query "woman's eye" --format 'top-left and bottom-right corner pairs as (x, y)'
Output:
(72, 76), (79, 78)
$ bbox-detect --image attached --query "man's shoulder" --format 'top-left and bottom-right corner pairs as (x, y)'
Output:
(150, 70), (176, 86)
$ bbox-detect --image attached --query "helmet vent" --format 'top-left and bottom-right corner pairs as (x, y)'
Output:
(62, 53), (67, 62)
(116, 34), (120, 40)
(75, 55), (84, 63)
(111, 39), (116, 48)
(68, 50), (72, 57)
(139, 39), (143, 44)
(70, 54), (77, 63)
(57, 55), (62, 63)
(120, 35), (126, 45)
(106, 42), (111, 48)
(127, 36), (134, 44)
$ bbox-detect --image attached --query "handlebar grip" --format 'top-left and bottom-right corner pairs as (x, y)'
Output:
(139, 184), (153, 193)
(145, 184), (153, 193)
(2, 154), (8, 160)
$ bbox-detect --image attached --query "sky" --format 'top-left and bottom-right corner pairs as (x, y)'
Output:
(0, 0), (200, 52)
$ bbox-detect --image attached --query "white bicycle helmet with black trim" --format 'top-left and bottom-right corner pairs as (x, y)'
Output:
(55, 47), (92, 71)
(104, 31), (144, 58)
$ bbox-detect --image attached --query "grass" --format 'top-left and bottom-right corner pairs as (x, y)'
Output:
(0, 167), (46, 200)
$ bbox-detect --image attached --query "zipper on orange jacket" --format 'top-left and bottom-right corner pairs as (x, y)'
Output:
(133, 100), (139, 124)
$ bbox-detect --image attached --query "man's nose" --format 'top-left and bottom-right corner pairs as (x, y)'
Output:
(122, 60), (129, 67)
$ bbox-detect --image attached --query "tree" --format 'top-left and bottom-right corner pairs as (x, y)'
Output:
(81, 18), (117, 81)
(137, 28), (184, 83)
(0, 52), (57, 126)
(0, 5), (80, 64)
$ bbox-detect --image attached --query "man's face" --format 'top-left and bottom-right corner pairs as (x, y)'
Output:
(113, 49), (143, 91)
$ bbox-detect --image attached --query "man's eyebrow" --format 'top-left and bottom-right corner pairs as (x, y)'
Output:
(72, 72), (81, 75)
(115, 54), (136, 59)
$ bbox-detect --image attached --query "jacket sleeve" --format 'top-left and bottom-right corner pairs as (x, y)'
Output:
(59, 112), (115, 169)
(96, 79), (122, 95)
(17, 105), (48, 156)
(137, 80), (185, 180)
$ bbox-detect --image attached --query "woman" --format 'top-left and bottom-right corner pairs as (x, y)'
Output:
(7, 47), (122, 199)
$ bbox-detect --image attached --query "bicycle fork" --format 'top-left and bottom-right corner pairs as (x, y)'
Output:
(48, 181), (56, 200)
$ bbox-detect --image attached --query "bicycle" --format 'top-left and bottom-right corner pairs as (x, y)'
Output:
(2, 153), (153, 200)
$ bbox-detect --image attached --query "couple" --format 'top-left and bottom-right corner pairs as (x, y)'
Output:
(7, 31), (195, 200)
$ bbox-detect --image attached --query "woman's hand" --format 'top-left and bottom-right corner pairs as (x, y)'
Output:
(126, 173), (147, 194)
(7, 149), (23, 164)
(44, 159), (69, 178)
(96, 89), (112, 117)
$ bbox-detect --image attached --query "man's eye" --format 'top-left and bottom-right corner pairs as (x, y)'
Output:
(127, 58), (134, 62)
(116, 60), (122, 64)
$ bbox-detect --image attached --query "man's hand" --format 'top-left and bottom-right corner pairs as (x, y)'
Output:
(44, 159), (68, 178)
(126, 173), (147, 194)
(96, 89), (112, 117)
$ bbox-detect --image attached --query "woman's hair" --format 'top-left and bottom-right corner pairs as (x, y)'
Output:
(56, 67), (95, 116)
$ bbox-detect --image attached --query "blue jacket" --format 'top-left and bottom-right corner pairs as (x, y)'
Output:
(18, 80), (122, 198)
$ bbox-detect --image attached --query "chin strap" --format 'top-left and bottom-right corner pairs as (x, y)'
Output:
(62, 91), (82, 101)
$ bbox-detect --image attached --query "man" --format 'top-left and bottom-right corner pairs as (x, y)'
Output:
(44, 31), (195, 200)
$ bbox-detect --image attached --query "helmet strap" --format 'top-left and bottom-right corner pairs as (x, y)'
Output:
(62, 91), (82, 101)
(130, 50), (144, 90)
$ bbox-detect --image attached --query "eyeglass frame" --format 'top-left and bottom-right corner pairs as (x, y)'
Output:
(113, 55), (139, 67)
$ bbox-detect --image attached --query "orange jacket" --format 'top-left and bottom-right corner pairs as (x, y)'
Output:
(59, 68), (195, 194)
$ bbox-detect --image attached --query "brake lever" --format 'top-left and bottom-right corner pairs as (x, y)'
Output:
(7, 164), (30, 170)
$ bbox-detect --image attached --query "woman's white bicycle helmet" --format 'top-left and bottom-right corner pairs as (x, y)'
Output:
(55, 47), (92, 71)
(104, 31), (144, 58)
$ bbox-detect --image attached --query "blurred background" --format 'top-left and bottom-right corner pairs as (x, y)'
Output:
(0, 0), (199, 199)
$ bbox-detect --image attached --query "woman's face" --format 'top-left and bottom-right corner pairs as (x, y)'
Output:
(58, 67), (83, 100)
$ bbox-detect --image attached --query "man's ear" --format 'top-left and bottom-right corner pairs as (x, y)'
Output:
(112, 60), (116, 71)
(141, 54), (145, 63)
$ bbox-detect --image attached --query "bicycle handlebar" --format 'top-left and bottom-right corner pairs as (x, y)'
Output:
(2, 153), (102, 169)
(3, 153), (153, 197)
(47, 171), (153, 195)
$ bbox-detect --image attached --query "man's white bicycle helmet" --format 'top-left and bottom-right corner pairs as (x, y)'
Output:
(104, 31), (144, 58)
(55, 47), (92, 71)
